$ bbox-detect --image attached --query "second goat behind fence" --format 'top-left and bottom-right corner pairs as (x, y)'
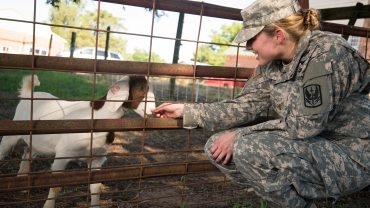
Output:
(0, 74), (156, 208)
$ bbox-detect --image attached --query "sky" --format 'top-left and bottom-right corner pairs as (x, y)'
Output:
(0, 0), (252, 63)
(95, 0), (252, 62)
(0, 0), (367, 63)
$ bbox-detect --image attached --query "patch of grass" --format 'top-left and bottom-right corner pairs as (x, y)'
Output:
(231, 198), (268, 208)
(0, 69), (108, 99)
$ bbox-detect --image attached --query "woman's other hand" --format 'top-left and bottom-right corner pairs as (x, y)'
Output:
(211, 131), (235, 165)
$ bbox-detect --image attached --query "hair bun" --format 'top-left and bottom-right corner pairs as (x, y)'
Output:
(304, 9), (320, 30)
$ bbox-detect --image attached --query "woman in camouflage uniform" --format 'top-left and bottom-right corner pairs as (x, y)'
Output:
(153, 0), (370, 207)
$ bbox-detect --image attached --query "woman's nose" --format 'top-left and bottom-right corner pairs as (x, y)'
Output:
(248, 49), (257, 55)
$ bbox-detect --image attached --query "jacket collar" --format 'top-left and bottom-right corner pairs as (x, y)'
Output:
(263, 31), (313, 83)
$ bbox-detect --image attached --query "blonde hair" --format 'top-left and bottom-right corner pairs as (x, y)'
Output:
(263, 9), (321, 42)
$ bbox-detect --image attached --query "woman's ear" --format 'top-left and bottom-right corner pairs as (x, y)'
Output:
(274, 28), (286, 43)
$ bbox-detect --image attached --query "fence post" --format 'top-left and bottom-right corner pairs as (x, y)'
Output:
(170, 12), (184, 100)
(105, 26), (111, 60)
(70, 32), (76, 58)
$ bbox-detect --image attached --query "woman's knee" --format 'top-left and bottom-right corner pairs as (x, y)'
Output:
(233, 133), (273, 161)
(233, 132), (304, 163)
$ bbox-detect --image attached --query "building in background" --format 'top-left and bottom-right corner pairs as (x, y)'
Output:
(224, 47), (258, 69)
(202, 47), (258, 88)
(0, 9), (66, 56)
(310, 0), (369, 59)
(357, 0), (370, 60)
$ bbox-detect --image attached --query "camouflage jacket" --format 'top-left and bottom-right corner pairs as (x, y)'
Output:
(183, 30), (369, 140)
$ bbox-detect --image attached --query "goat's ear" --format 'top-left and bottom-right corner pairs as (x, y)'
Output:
(106, 77), (130, 112)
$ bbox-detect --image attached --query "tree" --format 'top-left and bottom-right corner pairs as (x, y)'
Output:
(47, 0), (167, 61)
(195, 22), (242, 66)
(129, 49), (165, 63)
(49, 0), (83, 38)
(46, 0), (79, 8)
(49, 0), (127, 56)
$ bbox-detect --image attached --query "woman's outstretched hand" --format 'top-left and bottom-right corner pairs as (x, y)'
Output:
(152, 103), (185, 118)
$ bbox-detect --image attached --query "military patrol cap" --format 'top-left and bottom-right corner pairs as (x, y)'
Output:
(234, 0), (301, 44)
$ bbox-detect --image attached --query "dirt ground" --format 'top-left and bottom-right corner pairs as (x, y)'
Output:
(0, 90), (369, 208)
(0, 90), (257, 207)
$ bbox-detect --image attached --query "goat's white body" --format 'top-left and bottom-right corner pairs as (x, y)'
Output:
(2, 85), (125, 157)
(14, 91), (126, 121)
(0, 75), (155, 208)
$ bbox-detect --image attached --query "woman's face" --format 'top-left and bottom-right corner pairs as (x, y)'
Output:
(246, 31), (280, 66)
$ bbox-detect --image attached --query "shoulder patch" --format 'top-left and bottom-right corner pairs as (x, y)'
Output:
(303, 84), (322, 108)
(299, 61), (333, 116)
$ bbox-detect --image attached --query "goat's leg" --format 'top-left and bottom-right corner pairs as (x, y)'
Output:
(18, 147), (33, 176)
(43, 187), (61, 208)
(16, 147), (34, 194)
(0, 136), (21, 160)
(88, 156), (107, 208)
(43, 157), (71, 208)
(90, 183), (102, 208)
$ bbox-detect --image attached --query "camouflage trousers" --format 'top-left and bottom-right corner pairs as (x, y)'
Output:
(204, 131), (370, 208)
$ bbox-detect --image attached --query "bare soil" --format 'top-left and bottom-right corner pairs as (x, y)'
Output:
(0, 91), (369, 208)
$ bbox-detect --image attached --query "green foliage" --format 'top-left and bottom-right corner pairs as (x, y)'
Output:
(231, 198), (268, 208)
(129, 49), (166, 63)
(260, 199), (268, 208)
(197, 44), (225, 66)
(49, 0), (127, 57)
(46, 0), (170, 62)
(46, 0), (80, 8)
(196, 22), (242, 66)
(0, 69), (108, 100)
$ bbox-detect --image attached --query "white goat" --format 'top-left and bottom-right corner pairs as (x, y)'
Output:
(0, 74), (156, 208)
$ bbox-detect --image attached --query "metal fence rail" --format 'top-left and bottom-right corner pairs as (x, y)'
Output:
(0, 0), (369, 207)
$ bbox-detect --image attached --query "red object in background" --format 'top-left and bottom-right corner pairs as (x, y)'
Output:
(203, 79), (245, 88)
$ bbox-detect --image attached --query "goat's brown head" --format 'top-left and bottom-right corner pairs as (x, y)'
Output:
(122, 76), (148, 109)
(91, 76), (154, 115)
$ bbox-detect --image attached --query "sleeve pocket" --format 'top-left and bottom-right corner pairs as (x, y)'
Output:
(299, 62), (333, 116)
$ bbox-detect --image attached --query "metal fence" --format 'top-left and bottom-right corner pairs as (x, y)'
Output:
(0, 0), (369, 207)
